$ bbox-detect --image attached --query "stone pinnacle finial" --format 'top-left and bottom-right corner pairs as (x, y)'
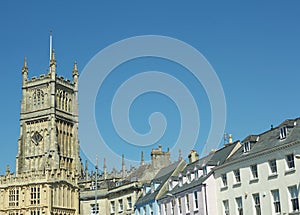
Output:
(141, 151), (145, 166)
(72, 61), (79, 79)
(178, 149), (182, 161)
(22, 57), (28, 73)
(50, 49), (56, 62)
(85, 160), (89, 180)
(22, 57), (28, 84)
(49, 49), (56, 77)
(73, 61), (78, 72)
(6, 165), (10, 175)
(103, 157), (107, 169)
(122, 154), (125, 178)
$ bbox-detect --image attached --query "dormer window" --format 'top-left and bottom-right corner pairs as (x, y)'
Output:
(280, 126), (287, 139)
(143, 187), (146, 196)
(203, 166), (207, 176)
(179, 176), (183, 187)
(169, 180), (173, 191)
(151, 183), (155, 193)
(243, 142), (251, 153)
(187, 173), (191, 183)
(194, 169), (199, 179)
(242, 135), (259, 153)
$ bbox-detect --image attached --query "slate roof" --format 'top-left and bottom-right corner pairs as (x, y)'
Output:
(135, 160), (185, 207)
(226, 117), (300, 163)
(158, 142), (240, 200)
(124, 163), (160, 184)
(166, 172), (213, 197)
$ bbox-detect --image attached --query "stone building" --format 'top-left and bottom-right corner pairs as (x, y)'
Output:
(0, 49), (82, 215)
(79, 146), (173, 215)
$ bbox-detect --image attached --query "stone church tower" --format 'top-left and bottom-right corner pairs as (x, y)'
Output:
(0, 45), (82, 215)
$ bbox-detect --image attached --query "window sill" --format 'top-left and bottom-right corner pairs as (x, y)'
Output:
(249, 178), (259, 184)
(268, 173), (278, 179)
(233, 182), (241, 188)
(220, 186), (228, 191)
(289, 210), (300, 215)
(285, 168), (296, 175)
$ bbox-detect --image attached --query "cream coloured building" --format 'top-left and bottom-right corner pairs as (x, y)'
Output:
(215, 118), (300, 215)
(79, 146), (173, 215)
(0, 50), (82, 215)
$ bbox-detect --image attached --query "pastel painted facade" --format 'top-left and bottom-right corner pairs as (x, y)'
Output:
(215, 118), (300, 215)
(158, 142), (240, 215)
(135, 160), (186, 215)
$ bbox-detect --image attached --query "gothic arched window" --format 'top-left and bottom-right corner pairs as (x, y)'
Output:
(33, 89), (44, 107)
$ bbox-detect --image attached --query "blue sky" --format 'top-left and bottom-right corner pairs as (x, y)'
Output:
(0, 1), (299, 173)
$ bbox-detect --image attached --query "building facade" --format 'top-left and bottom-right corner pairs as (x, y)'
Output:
(0, 51), (82, 215)
(135, 159), (186, 215)
(79, 146), (173, 215)
(158, 142), (240, 215)
(215, 118), (300, 215)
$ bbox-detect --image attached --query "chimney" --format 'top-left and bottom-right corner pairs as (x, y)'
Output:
(188, 150), (199, 163)
(229, 134), (233, 144)
(158, 145), (162, 151)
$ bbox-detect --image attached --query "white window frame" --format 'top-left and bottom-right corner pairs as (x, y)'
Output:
(223, 200), (229, 215)
(236, 197), (243, 215)
(271, 189), (281, 213)
(279, 126), (287, 139)
(269, 159), (277, 174)
(185, 194), (190, 212)
(178, 197), (182, 214)
(289, 186), (299, 212)
(250, 164), (258, 179)
(221, 173), (228, 187)
(127, 196), (132, 210)
(286, 154), (295, 169)
(233, 169), (241, 183)
(243, 142), (251, 153)
(110, 201), (115, 214)
(193, 191), (199, 210)
(118, 199), (123, 212)
(253, 193), (261, 215)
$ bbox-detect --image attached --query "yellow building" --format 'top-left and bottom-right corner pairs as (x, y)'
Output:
(0, 49), (82, 215)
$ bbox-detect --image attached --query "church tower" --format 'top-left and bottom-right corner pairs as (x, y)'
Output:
(0, 37), (81, 215)
(16, 49), (80, 175)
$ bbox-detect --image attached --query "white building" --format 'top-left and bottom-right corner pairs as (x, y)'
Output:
(214, 118), (300, 215)
(157, 142), (240, 215)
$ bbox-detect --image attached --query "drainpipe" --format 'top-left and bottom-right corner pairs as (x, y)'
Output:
(203, 183), (208, 215)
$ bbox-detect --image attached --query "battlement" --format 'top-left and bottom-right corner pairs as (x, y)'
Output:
(0, 168), (78, 186)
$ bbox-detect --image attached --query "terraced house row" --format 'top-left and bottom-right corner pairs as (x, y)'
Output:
(132, 118), (300, 215)
(79, 117), (300, 215)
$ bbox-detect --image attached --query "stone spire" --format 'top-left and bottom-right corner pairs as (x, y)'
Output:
(140, 151), (145, 166)
(122, 154), (125, 178)
(22, 57), (28, 84)
(49, 49), (56, 78)
(103, 158), (107, 179)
